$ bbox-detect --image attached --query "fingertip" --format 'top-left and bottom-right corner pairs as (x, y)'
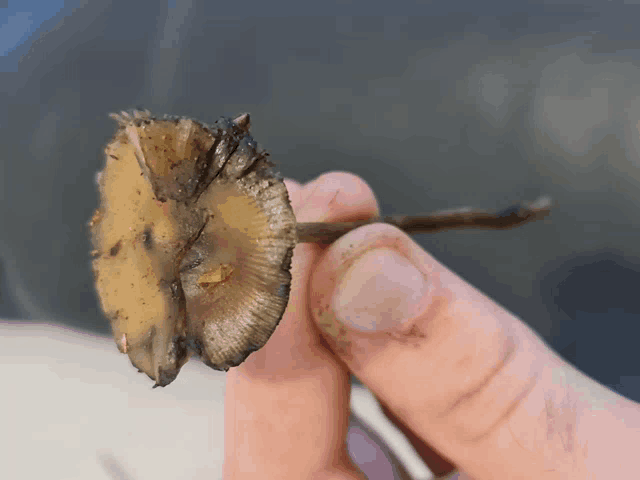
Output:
(309, 222), (436, 342)
(295, 170), (380, 223)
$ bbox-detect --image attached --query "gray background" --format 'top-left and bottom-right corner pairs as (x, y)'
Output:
(2, 0), (640, 401)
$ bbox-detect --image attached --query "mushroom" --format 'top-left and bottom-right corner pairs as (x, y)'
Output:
(89, 110), (552, 387)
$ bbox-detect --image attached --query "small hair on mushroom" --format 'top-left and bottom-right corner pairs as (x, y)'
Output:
(89, 110), (553, 387)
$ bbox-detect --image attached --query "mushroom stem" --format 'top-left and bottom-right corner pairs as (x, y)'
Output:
(296, 195), (553, 244)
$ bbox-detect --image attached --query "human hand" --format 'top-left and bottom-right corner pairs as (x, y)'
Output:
(224, 172), (640, 479)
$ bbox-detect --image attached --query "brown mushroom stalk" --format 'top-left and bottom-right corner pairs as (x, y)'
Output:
(89, 110), (553, 387)
(296, 195), (552, 244)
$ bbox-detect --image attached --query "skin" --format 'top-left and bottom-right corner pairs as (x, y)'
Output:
(224, 171), (640, 479)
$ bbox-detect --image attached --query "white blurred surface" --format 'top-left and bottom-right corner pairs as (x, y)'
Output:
(2, 321), (226, 480)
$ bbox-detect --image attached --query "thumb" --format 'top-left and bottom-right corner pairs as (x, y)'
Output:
(309, 223), (640, 479)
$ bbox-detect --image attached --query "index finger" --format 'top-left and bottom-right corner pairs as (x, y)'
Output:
(223, 172), (380, 478)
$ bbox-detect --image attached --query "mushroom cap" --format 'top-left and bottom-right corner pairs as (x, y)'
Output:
(89, 110), (297, 386)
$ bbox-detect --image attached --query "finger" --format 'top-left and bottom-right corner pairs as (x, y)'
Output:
(295, 170), (380, 224)
(224, 172), (379, 479)
(293, 171), (459, 477)
(309, 223), (640, 479)
(296, 171), (456, 477)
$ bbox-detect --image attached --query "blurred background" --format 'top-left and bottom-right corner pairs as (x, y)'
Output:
(3, 1), (640, 479)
